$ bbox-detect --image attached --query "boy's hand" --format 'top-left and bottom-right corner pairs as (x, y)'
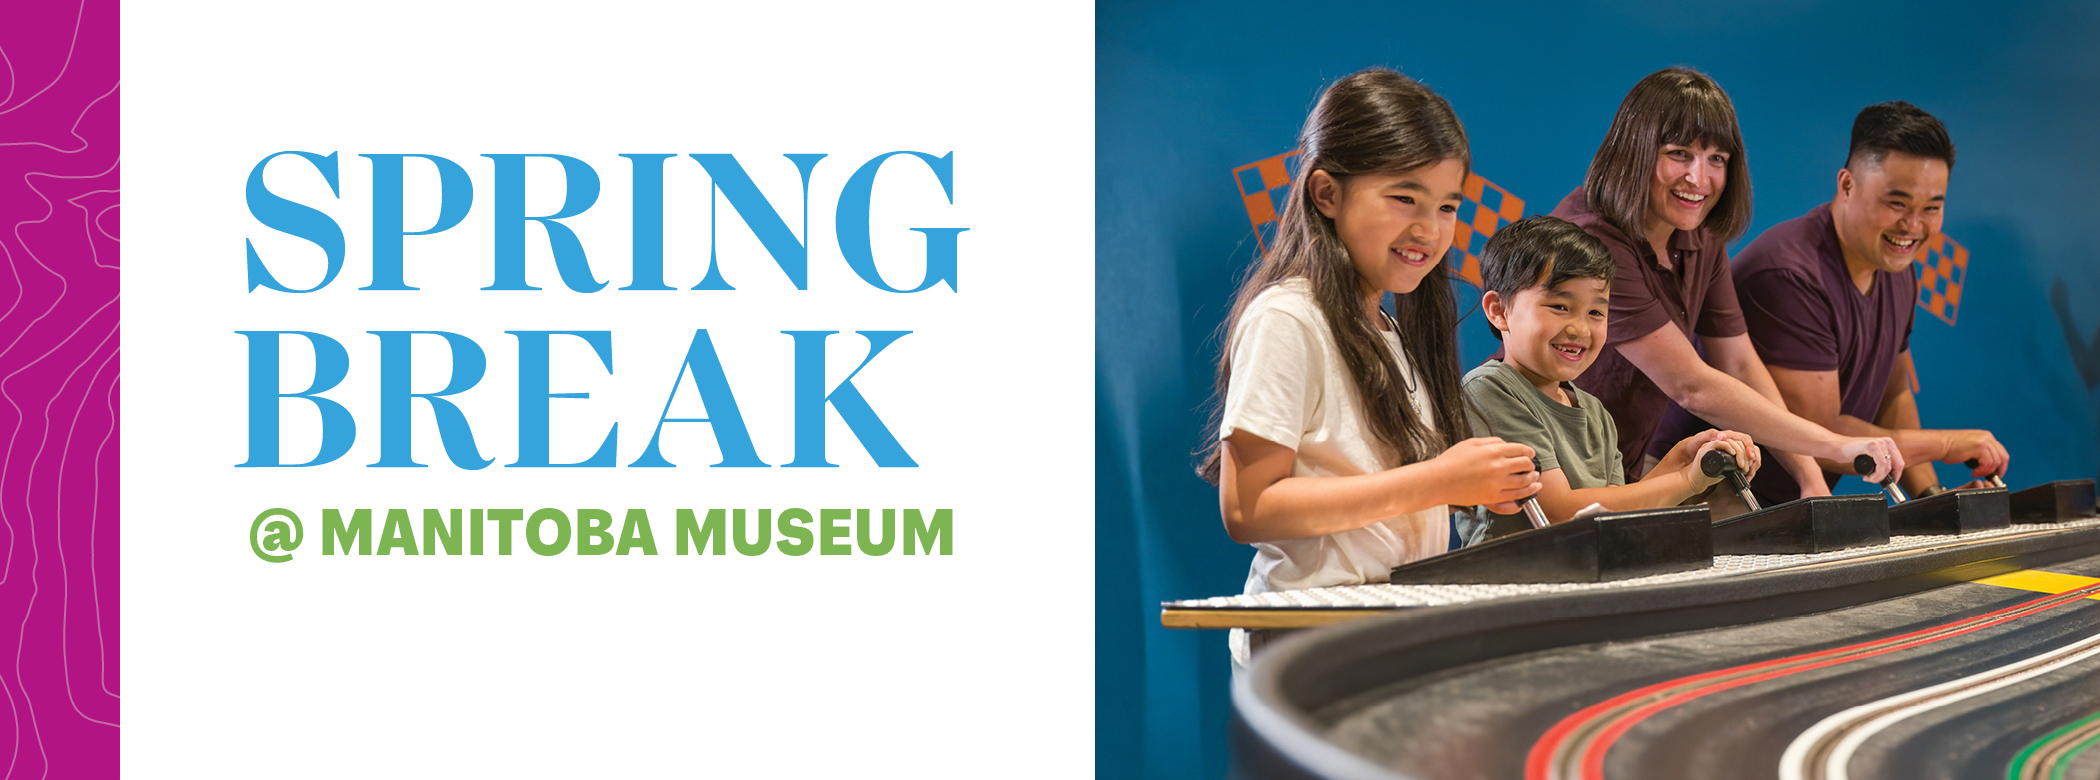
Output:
(1658, 430), (1758, 491)
(1429, 437), (1540, 515)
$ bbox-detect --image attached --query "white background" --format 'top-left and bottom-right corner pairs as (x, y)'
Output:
(122, 2), (1093, 776)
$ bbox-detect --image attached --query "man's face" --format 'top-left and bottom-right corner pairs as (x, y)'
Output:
(1834, 150), (1950, 274)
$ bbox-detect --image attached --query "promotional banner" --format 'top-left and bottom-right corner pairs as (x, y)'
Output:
(3, 1), (2094, 778)
(109, 2), (1093, 777)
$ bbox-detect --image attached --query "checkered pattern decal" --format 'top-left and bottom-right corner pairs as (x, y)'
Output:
(1449, 174), (1523, 288)
(1233, 152), (1979, 319)
(1914, 233), (1968, 326)
(1232, 151), (1519, 288)
(1232, 151), (1301, 251)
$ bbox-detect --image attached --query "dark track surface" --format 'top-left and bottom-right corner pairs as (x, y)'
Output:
(1309, 554), (2100, 780)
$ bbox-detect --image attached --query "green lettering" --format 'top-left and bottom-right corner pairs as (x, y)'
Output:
(734, 509), (769, 556)
(577, 509), (614, 555)
(378, 508), (418, 555)
(904, 509), (951, 555)
(490, 509), (523, 555)
(820, 509), (851, 555)
(424, 509), (463, 556)
(322, 508), (372, 555)
(679, 508), (728, 555)
(618, 509), (658, 555)
(776, 508), (813, 556)
(528, 508), (571, 556)
(856, 508), (895, 556)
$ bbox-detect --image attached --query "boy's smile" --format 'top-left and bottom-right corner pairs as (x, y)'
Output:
(1486, 276), (1611, 404)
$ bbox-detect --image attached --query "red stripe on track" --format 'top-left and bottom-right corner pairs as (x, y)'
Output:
(1524, 582), (2100, 780)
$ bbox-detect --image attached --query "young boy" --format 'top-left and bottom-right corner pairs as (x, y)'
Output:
(1456, 216), (1760, 545)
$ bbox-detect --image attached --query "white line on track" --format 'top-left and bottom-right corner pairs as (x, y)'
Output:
(1779, 630), (2100, 780)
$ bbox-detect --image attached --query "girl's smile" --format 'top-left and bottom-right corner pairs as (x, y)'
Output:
(1309, 158), (1466, 320)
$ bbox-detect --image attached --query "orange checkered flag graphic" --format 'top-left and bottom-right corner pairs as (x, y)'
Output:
(1448, 174), (1524, 288)
(1232, 151), (1301, 251)
(1914, 233), (1968, 326)
(1233, 151), (1522, 288)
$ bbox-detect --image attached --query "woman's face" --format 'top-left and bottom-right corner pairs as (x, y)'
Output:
(1311, 158), (1466, 302)
(1646, 142), (1729, 237)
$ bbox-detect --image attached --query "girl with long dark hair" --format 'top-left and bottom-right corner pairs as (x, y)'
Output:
(1203, 69), (1541, 662)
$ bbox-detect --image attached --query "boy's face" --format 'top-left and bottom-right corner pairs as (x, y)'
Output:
(1488, 276), (1611, 387)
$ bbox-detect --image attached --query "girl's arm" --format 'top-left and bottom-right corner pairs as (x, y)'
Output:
(1220, 430), (1541, 544)
(1530, 430), (1759, 522)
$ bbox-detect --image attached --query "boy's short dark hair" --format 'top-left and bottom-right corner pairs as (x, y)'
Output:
(1479, 216), (1616, 341)
(1845, 101), (1955, 171)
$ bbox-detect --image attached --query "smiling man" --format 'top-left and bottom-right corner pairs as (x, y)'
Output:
(1727, 101), (2008, 501)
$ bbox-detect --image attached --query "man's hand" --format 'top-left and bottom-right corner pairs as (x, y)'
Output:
(1940, 429), (2009, 478)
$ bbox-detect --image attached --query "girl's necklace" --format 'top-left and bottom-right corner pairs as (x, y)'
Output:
(1377, 308), (1420, 395)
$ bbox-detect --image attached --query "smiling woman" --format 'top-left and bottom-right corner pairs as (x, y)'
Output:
(1646, 140), (1731, 262)
(1551, 67), (1904, 502)
(1582, 67), (1754, 259)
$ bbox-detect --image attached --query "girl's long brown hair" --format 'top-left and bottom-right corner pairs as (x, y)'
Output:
(1199, 67), (1472, 484)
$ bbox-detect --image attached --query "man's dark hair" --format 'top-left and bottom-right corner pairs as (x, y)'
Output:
(1479, 216), (1615, 342)
(1846, 101), (1955, 171)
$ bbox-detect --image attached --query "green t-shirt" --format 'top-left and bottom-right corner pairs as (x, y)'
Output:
(1454, 359), (1624, 546)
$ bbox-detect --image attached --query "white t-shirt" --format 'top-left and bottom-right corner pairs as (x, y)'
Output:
(1220, 278), (1451, 595)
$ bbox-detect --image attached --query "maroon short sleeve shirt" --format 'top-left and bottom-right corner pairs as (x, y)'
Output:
(1732, 203), (1917, 499)
(1550, 187), (1749, 476)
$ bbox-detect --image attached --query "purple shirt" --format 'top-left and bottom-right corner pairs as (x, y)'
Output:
(1732, 203), (1916, 499)
(1549, 187), (1749, 477)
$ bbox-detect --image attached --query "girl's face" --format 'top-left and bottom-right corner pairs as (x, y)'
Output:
(1646, 142), (1729, 238)
(1311, 158), (1465, 304)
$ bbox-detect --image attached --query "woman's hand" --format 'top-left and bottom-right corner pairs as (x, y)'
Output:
(1836, 436), (1905, 484)
(1427, 437), (1540, 514)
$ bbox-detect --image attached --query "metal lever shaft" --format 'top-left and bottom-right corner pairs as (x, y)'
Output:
(1857, 454), (1907, 503)
(1520, 456), (1550, 530)
(1701, 449), (1760, 512)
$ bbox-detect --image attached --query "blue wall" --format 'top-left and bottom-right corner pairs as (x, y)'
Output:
(1097, 1), (2100, 778)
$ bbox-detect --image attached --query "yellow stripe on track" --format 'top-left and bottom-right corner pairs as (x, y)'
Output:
(1973, 570), (2100, 598)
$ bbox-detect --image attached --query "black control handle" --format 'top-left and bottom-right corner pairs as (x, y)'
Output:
(1964, 458), (2008, 488)
(1855, 453), (1908, 503)
(1702, 449), (1759, 511)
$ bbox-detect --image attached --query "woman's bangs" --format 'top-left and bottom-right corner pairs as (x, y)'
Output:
(1658, 92), (1742, 156)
